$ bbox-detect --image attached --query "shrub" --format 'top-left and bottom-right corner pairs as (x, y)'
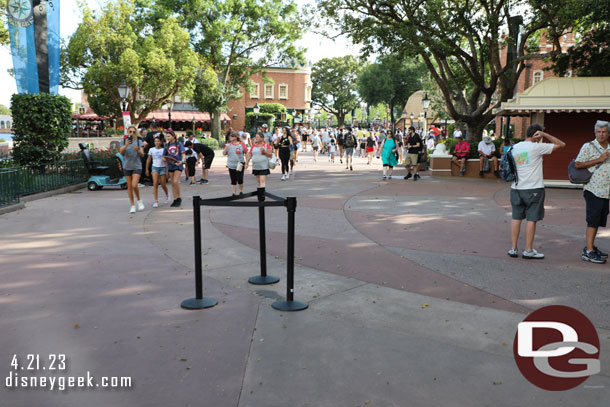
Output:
(245, 112), (275, 131)
(11, 94), (72, 166)
(200, 138), (220, 150)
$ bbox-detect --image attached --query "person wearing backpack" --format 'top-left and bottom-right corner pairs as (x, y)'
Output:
(507, 124), (565, 259)
(344, 128), (357, 171)
(574, 120), (610, 264)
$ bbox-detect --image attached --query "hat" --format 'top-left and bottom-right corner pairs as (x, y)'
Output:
(483, 136), (492, 144)
(454, 133), (462, 138)
(262, 124), (268, 128)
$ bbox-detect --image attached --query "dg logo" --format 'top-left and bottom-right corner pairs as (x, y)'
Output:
(513, 305), (601, 391)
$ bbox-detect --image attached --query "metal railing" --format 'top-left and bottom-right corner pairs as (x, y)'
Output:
(0, 160), (88, 207)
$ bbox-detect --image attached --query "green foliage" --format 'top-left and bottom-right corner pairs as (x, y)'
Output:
(200, 138), (220, 150)
(312, 56), (361, 127)
(11, 94), (72, 166)
(245, 113), (275, 131)
(0, 138), (5, 143)
(551, 27), (610, 76)
(0, 8), (8, 45)
(161, 0), (305, 139)
(0, 104), (11, 115)
(61, 0), (200, 125)
(259, 103), (287, 115)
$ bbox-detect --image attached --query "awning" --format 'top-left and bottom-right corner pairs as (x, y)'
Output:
(142, 110), (231, 123)
(73, 112), (108, 120)
(494, 77), (610, 116)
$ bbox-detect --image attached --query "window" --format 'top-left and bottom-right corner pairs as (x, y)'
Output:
(532, 70), (543, 85)
(278, 84), (288, 99)
(250, 83), (260, 99)
(264, 84), (274, 99)
(0, 122), (4, 129)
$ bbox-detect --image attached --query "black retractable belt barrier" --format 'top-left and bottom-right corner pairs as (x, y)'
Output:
(181, 190), (308, 312)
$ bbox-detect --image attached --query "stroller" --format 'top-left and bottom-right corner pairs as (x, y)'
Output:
(79, 143), (127, 191)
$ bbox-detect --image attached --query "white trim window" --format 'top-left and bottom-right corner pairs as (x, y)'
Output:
(264, 84), (274, 99)
(250, 83), (260, 99)
(532, 70), (543, 85)
(278, 84), (288, 100)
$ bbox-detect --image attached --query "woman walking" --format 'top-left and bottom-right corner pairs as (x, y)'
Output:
(223, 131), (248, 195)
(378, 131), (399, 179)
(245, 132), (273, 189)
(163, 129), (185, 207)
(278, 127), (293, 180)
(366, 133), (376, 165)
(119, 125), (145, 213)
(146, 136), (169, 207)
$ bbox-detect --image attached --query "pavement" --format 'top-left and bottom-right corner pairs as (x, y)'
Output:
(1, 149), (609, 406)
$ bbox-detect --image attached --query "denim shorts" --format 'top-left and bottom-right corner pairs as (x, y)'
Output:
(152, 166), (167, 175)
(123, 169), (142, 177)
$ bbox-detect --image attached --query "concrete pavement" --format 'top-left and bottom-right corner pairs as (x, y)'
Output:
(1, 149), (609, 406)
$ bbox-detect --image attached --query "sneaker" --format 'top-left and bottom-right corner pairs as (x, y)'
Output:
(340, 159), (343, 164)
(285, 173), (289, 180)
(170, 197), (181, 207)
(198, 179), (209, 184)
(459, 169), (465, 177)
(522, 249), (544, 259)
(137, 200), (145, 211)
(129, 205), (136, 213)
(137, 183), (145, 188)
(281, 175), (285, 181)
(152, 201), (159, 208)
(346, 166), (349, 169)
(586, 246), (609, 259)
(494, 170), (500, 178)
(350, 165), (353, 171)
(164, 196), (170, 204)
(404, 173), (412, 180)
(582, 250), (607, 264)
(382, 175), (387, 180)
(507, 248), (519, 258)
(479, 170), (484, 177)
(414, 174), (420, 180)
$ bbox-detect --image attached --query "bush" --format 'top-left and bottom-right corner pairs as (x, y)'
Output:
(11, 94), (72, 166)
(245, 112), (275, 131)
(200, 138), (220, 150)
(259, 103), (287, 115)
(63, 148), (121, 178)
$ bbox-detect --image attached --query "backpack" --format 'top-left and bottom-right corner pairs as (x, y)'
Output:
(499, 146), (518, 184)
(345, 133), (355, 148)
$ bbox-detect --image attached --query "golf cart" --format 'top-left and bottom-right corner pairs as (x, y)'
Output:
(79, 143), (127, 191)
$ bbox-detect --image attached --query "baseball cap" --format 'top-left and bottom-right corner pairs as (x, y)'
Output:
(483, 136), (492, 144)
(262, 124), (268, 128)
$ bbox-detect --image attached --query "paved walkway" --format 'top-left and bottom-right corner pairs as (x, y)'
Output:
(1, 150), (609, 406)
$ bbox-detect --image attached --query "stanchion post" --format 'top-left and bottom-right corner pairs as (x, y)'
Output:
(272, 197), (308, 311)
(181, 195), (218, 310)
(248, 188), (280, 285)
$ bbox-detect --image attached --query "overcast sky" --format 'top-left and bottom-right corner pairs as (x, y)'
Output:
(0, 0), (361, 109)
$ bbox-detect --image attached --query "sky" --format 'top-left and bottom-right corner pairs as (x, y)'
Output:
(0, 0), (361, 109)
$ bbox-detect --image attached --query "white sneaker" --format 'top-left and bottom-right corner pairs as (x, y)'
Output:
(152, 201), (159, 208)
(137, 200), (145, 211)
(129, 205), (136, 213)
(281, 175), (285, 181)
(164, 196), (170, 204)
(289, 170), (293, 175)
(285, 173), (290, 179)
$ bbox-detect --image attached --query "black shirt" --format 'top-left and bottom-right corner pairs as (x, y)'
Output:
(406, 134), (422, 154)
(279, 135), (291, 147)
(192, 143), (214, 157)
(145, 131), (165, 152)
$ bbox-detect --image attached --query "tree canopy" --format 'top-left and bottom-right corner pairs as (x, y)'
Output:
(158, 0), (304, 138)
(357, 55), (426, 126)
(0, 104), (11, 115)
(317, 0), (578, 140)
(0, 8), (8, 45)
(311, 56), (361, 127)
(61, 0), (200, 125)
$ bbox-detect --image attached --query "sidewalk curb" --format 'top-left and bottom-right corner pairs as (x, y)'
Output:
(0, 182), (87, 216)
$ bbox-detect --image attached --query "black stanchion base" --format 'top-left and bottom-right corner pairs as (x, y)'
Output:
(248, 275), (280, 285)
(271, 300), (309, 312)
(181, 297), (218, 310)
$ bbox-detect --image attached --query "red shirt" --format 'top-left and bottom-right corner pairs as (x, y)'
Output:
(454, 140), (470, 158)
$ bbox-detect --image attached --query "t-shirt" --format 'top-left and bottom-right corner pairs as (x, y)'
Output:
(163, 142), (185, 169)
(241, 132), (251, 145)
(426, 138), (435, 150)
(144, 131), (165, 152)
(511, 141), (554, 190)
(406, 135), (422, 154)
(576, 139), (610, 199)
(279, 135), (291, 148)
(148, 147), (165, 167)
(311, 135), (321, 147)
(225, 142), (248, 170)
(477, 141), (496, 156)
(192, 143), (214, 157)
(453, 129), (462, 138)
(250, 143), (272, 170)
(454, 141), (470, 157)
(263, 131), (273, 144)
(120, 138), (144, 170)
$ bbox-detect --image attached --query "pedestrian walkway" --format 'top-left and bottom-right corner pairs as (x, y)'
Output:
(1, 150), (608, 406)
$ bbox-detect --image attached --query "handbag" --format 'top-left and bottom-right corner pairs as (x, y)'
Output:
(482, 156), (490, 172)
(236, 162), (244, 172)
(568, 142), (603, 184)
(268, 157), (277, 169)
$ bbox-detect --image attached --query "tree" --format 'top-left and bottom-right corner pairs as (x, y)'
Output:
(158, 0), (304, 139)
(311, 56), (361, 127)
(357, 55), (425, 126)
(548, 0), (610, 77)
(0, 8), (8, 45)
(0, 104), (11, 115)
(61, 0), (200, 126)
(318, 0), (573, 141)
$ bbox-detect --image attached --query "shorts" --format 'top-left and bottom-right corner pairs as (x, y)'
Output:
(168, 164), (183, 173)
(203, 154), (214, 169)
(405, 154), (419, 166)
(345, 147), (354, 156)
(313, 146), (319, 151)
(152, 166), (167, 175)
(584, 190), (609, 228)
(510, 188), (545, 222)
(228, 168), (244, 185)
(367, 146), (375, 153)
(453, 155), (468, 161)
(290, 151), (295, 160)
(253, 169), (270, 176)
(360, 143), (366, 149)
(123, 169), (142, 177)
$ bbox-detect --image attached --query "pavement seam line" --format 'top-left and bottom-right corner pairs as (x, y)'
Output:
(236, 300), (261, 407)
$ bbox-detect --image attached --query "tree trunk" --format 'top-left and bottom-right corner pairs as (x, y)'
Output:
(211, 112), (221, 140)
(465, 117), (490, 143)
(336, 114), (346, 127)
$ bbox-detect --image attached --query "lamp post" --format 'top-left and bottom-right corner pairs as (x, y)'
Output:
(118, 80), (130, 112)
(409, 113), (414, 129)
(192, 115), (196, 133)
(401, 109), (408, 132)
(252, 102), (260, 132)
(422, 92), (431, 136)
(167, 98), (174, 130)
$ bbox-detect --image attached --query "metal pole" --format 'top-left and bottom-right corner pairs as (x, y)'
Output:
(181, 196), (218, 310)
(248, 188), (279, 285)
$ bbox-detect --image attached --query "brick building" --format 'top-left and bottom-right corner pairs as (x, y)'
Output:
(495, 32), (576, 140)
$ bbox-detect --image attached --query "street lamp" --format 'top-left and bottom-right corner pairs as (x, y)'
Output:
(167, 98), (174, 130)
(117, 80), (130, 112)
(401, 109), (408, 132)
(253, 103), (260, 132)
(409, 113), (414, 128)
(422, 92), (430, 135)
(192, 115), (196, 133)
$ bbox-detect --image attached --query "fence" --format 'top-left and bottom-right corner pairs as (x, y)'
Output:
(0, 160), (89, 207)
